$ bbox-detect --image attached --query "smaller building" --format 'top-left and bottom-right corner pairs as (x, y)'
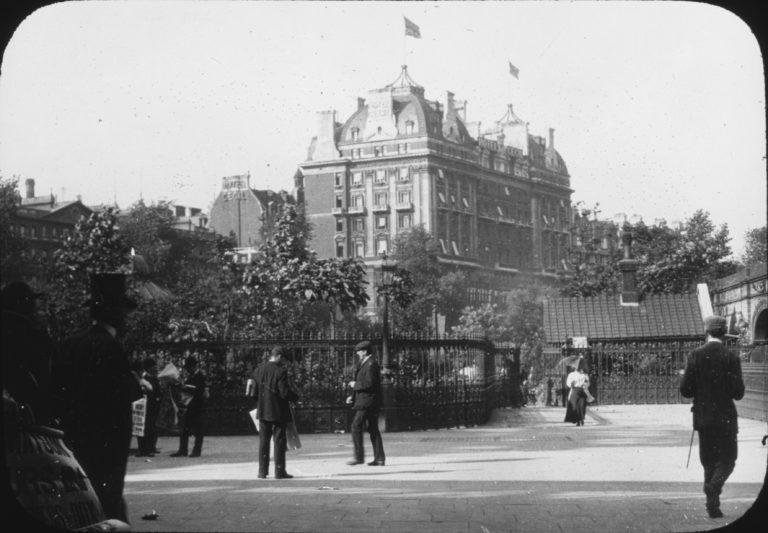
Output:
(208, 173), (296, 247)
(710, 262), (767, 345)
(10, 179), (93, 262)
(168, 203), (209, 233)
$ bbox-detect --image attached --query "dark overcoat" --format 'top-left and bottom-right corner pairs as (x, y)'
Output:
(352, 357), (381, 411)
(680, 340), (745, 433)
(253, 361), (298, 423)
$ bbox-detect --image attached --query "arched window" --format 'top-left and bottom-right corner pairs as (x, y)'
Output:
(405, 121), (414, 135)
(350, 127), (359, 141)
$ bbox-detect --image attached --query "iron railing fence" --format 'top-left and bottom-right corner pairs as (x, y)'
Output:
(131, 333), (514, 435)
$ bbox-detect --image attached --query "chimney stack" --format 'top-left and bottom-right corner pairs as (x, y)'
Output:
(25, 178), (35, 199)
(357, 97), (366, 110)
(619, 223), (640, 306)
(548, 128), (555, 150)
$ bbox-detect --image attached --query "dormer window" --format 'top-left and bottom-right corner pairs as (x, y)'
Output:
(405, 121), (414, 135)
(350, 128), (359, 141)
(377, 126), (382, 135)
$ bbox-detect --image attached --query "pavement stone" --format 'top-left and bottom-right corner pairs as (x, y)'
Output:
(123, 405), (767, 532)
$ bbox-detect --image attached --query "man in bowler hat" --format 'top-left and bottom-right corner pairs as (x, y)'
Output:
(171, 356), (208, 457)
(346, 340), (386, 466)
(250, 346), (299, 478)
(53, 273), (142, 523)
(680, 315), (745, 518)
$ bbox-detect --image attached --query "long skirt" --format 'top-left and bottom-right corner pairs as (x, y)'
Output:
(564, 387), (587, 424)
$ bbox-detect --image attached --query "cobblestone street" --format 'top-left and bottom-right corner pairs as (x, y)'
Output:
(124, 405), (767, 532)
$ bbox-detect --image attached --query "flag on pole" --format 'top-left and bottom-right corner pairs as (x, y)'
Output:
(404, 17), (421, 39)
(508, 60), (519, 79)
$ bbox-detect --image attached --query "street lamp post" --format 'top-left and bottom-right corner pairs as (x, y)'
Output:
(378, 252), (395, 376)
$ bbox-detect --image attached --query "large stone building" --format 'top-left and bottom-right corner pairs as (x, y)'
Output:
(298, 66), (572, 289)
(209, 173), (296, 248)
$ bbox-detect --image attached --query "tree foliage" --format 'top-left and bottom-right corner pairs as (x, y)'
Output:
(238, 206), (369, 334)
(742, 225), (767, 266)
(0, 177), (26, 280)
(562, 208), (738, 297)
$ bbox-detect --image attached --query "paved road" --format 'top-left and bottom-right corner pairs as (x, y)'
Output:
(124, 405), (767, 532)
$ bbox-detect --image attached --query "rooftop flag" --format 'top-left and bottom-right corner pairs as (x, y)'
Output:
(404, 17), (421, 39)
(508, 60), (519, 79)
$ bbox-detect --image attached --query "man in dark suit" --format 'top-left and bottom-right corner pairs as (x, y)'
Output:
(250, 347), (299, 479)
(53, 273), (143, 523)
(680, 315), (745, 519)
(171, 356), (208, 457)
(346, 341), (386, 466)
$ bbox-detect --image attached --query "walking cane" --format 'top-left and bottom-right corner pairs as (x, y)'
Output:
(686, 428), (695, 468)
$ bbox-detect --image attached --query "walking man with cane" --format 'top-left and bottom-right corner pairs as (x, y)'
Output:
(680, 315), (745, 519)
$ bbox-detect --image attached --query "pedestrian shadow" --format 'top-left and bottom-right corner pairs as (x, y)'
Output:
(442, 457), (539, 465)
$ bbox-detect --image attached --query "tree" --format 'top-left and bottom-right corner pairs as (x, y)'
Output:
(562, 209), (738, 297)
(742, 226), (767, 266)
(239, 206), (370, 335)
(44, 207), (132, 340)
(0, 177), (27, 281)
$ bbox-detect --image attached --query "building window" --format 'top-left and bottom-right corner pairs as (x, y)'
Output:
(375, 169), (386, 183)
(374, 192), (388, 208)
(335, 173), (343, 187)
(335, 195), (343, 208)
(355, 241), (365, 258)
(602, 237), (609, 249)
(376, 216), (388, 229)
(374, 146), (382, 157)
(462, 197), (469, 209)
(336, 242), (345, 257)
(336, 219), (344, 232)
(352, 194), (364, 207)
(438, 192), (446, 205)
(398, 167), (410, 181)
(352, 172), (363, 186)
(405, 121), (414, 135)
(350, 128), (359, 141)
(377, 237), (388, 255)
(398, 190), (411, 204)
(438, 238), (447, 254)
(353, 218), (365, 232)
(398, 213), (412, 229)
(377, 126), (382, 135)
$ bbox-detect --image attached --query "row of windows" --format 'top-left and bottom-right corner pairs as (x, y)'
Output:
(349, 121), (416, 142)
(347, 142), (412, 160)
(11, 224), (71, 239)
(337, 213), (413, 233)
(336, 236), (391, 259)
(335, 189), (412, 209)
(343, 166), (414, 187)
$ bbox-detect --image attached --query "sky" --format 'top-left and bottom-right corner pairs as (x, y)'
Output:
(0, 1), (765, 258)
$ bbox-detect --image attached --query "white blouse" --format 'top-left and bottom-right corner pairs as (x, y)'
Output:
(567, 371), (589, 389)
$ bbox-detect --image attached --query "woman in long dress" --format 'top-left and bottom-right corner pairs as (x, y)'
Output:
(564, 360), (589, 426)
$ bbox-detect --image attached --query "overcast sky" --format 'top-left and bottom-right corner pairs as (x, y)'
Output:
(0, 1), (764, 257)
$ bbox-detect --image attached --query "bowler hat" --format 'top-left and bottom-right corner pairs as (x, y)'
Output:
(85, 273), (137, 310)
(704, 315), (727, 335)
(354, 341), (373, 354)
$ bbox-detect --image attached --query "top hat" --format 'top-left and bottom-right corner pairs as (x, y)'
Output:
(354, 341), (373, 354)
(85, 273), (137, 310)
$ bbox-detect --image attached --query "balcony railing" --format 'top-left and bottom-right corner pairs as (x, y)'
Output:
(331, 207), (346, 215)
(395, 202), (413, 211)
(347, 205), (366, 215)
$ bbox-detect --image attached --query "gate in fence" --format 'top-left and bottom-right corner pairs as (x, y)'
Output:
(132, 335), (520, 435)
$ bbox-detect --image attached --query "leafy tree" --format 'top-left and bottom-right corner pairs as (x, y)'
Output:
(742, 225), (767, 266)
(119, 200), (176, 279)
(239, 206), (369, 335)
(0, 177), (26, 281)
(562, 209), (738, 297)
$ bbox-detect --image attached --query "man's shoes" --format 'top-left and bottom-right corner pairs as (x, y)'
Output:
(257, 474), (267, 479)
(275, 472), (294, 479)
(189, 452), (201, 457)
(707, 507), (724, 518)
(368, 461), (385, 466)
(346, 459), (364, 465)
(170, 451), (188, 457)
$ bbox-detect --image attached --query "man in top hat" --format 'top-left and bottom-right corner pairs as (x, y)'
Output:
(249, 346), (299, 478)
(1, 281), (54, 425)
(346, 340), (386, 466)
(680, 315), (745, 519)
(53, 273), (143, 523)
(136, 357), (162, 457)
(171, 356), (209, 457)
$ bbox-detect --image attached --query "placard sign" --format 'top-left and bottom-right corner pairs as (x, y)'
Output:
(132, 397), (147, 437)
(6, 424), (105, 530)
